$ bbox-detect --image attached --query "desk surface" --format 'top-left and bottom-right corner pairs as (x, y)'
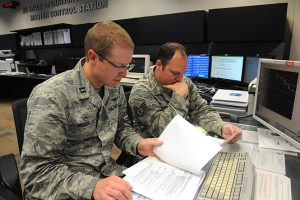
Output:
(0, 73), (52, 98)
(223, 123), (300, 200)
(0, 73), (53, 80)
(286, 155), (300, 199)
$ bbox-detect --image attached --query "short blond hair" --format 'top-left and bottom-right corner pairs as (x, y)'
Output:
(84, 21), (134, 60)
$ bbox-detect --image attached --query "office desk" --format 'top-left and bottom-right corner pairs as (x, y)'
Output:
(199, 150), (300, 200)
(0, 74), (51, 99)
(222, 123), (300, 200)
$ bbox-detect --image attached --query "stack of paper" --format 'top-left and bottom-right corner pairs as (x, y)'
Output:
(257, 128), (300, 154)
(123, 115), (222, 200)
(123, 157), (205, 200)
(211, 89), (249, 110)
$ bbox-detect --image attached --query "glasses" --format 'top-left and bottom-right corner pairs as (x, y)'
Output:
(94, 50), (135, 71)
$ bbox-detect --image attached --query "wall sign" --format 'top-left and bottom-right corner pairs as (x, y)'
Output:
(22, 0), (108, 21)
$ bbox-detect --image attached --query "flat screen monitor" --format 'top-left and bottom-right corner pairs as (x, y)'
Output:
(184, 55), (210, 78)
(126, 54), (151, 78)
(211, 55), (244, 82)
(253, 59), (300, 149)
(243, 57), (260, 83)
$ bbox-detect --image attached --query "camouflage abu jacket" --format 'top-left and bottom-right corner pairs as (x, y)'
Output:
(21, 58), (143, 199)
(129, 68), (226, 138)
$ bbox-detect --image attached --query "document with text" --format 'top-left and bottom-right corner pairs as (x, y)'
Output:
(124, 157), (205, 200)
(257, 128), (300, 153)
(250, 147), (286, 175)
(153, 115), (222, 175)
(123, 115), (222, 199)
(255, 169), (291, 200)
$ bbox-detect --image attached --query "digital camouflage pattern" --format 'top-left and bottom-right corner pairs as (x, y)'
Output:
(21, 58), (143, 199)
(129, 68), (226, 138)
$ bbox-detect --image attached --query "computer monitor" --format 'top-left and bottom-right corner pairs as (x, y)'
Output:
(243, 57), (260, 84)
(211, 55), (244, 82)
(184, 55), (210, 78)
(253, 59), (300, 149)
(127, 54), (151, 78)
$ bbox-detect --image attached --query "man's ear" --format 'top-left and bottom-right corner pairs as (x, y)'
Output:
(87, 49), (98, 63)
(156, 60), (163, 71)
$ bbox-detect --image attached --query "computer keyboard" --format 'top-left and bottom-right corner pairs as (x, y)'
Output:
(120, 77), (139, 84)
(126, 74), (143, 79)
(196, 152), (254, 200)
(196, 83), (216, 95)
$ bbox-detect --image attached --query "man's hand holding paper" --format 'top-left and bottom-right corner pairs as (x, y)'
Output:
(221, 123), (242, 144)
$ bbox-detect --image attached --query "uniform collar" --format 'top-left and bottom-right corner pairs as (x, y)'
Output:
(73, 58), (104, 108)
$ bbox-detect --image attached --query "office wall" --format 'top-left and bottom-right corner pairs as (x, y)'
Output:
(0, 0), (298, 59)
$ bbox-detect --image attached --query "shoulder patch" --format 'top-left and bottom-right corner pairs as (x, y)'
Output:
(136, 102), (148, 116)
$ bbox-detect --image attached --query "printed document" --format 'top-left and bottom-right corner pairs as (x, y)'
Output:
(123, 157), (205, 200)
(257, 128), (300, 153)
(250, 147), (286, 175)
(255, 169), (291, 200)
(153, 115), (222, 175)
(123, 115), (221, 199)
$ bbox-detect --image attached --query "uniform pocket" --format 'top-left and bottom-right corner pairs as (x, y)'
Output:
(66, 111), (97, 141)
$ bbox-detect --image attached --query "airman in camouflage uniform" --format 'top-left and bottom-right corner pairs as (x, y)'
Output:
(21, 22), (161, 200)
(129, 42), (242, 141)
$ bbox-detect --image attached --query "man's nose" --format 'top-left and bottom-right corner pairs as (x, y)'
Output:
(120, 70), (127, 77)
(176, 74), (183, 82)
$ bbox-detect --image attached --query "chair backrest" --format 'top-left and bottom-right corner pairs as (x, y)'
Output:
(12, 98), (28, 154)
(0, 154), (22, 199)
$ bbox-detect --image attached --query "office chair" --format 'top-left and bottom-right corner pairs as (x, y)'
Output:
(0, 154), (22, 200)
(12, 98), (28, 154)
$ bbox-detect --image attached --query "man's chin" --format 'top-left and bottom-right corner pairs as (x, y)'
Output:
(107, 80), (120, 87)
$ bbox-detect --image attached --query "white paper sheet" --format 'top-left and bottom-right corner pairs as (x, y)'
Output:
(257, 128), (300, 153)
(255, 169), (291, 200)
(123, 157), (205, 200)
(211, 136), (256, 153)
(153, 115), (222, 175)
(240, 130), (259, 144)
(250, 147), (286, 175)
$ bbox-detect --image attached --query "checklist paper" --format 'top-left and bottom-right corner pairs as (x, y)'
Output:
(255, 169), (291, 200)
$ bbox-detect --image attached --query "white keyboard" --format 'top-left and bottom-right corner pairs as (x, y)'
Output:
(120, 77), (139, 84)
(196, 152), (254, 200)
(126, 74), (143, 79)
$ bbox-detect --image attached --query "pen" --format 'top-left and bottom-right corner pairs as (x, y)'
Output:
(221, 130), (241, 146)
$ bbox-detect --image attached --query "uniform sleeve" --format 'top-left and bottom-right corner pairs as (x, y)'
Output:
(20, 87), (99, 199)
(114, 86), (144, 155)
(129, 83), (189, 138)
(187, 80), (226, 136)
